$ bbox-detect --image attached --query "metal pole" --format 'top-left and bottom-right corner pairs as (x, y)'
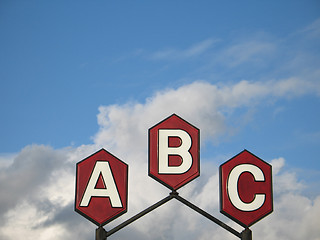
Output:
(98, 191), (247, 239)
(241, 228), (252, 240)
(107, 194), (174, 237)
(96, 226), (107, 240)
(172, 192), (242, 238)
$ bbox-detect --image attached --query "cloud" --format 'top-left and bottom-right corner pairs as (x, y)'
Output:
(1, 78), (319, 239)
(300, 18), (320, 39)
(0, 145), (66, 217)
(150, 38), (216, 60)
(91, 79), (319, 240)
(1, 15), (320, 238)
(94, 77), (319, 152)
(220, 39), (276, 67)
(251, 158), (320, 240)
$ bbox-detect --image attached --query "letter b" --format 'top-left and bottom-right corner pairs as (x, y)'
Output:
(158, 129), (192, 174)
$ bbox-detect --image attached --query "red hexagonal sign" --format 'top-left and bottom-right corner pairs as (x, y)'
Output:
(220, 149), (273, 227)
(75, 148), (128, 226)
(149, 114), (200, 190)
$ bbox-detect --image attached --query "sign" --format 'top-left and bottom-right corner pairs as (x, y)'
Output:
(75, 149), (128, 226)
(75, 116), (274, 240)
(149, 114), (200, 190)
(220, 149), (273, 227)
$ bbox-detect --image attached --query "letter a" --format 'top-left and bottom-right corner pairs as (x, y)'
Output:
(80, 161), (122, 207)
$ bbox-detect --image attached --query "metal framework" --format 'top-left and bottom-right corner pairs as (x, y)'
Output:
(96, 190), (252, 240)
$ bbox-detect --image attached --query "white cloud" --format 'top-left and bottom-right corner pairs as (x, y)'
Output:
(300, 18), (320, 39)
(0, 153), (16, 168)
(221, 39), (276, 67)
(151, 38), (216, 60)
(0, 79), (319, 240)
(94, 77), (319, 151)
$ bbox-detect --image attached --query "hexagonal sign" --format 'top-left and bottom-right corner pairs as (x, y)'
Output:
(149, 114), (200, 190)
(75, 148), (128, 226)
(220, 149), (273, 227)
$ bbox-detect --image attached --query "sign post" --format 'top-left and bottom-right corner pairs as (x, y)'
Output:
(149, 114), (200, 190)
(220, 149), (273, 229)
(75, 114), (273, 240)
(75, 149), (128, 239)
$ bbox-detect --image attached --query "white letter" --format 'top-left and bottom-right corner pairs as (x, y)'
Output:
(158, 129), (192, 174)
(227, 164), (265, 211)
(80, 161), (122, 207)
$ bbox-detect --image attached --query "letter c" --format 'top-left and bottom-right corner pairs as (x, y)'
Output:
(227, 164), (265, 211)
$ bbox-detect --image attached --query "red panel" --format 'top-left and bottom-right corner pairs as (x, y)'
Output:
(149, 114), (200, 190)
(75, 149), (128, 226)
(220, 150), (273, 227)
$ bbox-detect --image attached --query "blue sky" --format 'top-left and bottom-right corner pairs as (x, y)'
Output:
(0, 1), (320, 240)
(1, 0), (319, 152)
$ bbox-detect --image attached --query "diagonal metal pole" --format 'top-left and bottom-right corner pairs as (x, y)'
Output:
(171, 191), (242, 238)
(106, 193), (174, 237)
(97, 191), (247, 240)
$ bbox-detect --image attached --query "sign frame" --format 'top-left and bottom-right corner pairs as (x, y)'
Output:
(148, 114), (200, 190)
(74, 148), (128, 227)
(219, 149), (273, 227)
